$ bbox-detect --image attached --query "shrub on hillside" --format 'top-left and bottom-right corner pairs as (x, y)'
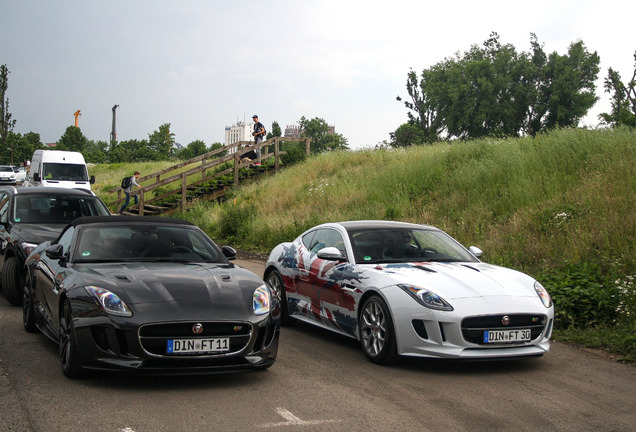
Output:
(539, 261), (620, 329)
(217, 200), (257, 242)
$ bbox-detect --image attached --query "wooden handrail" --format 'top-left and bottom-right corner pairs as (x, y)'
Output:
(110, 137), (311, 215)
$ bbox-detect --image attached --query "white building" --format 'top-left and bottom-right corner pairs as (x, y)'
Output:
(224, 121), (254, 154)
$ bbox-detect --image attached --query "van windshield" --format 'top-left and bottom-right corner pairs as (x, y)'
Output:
(42, 163), (89, 181)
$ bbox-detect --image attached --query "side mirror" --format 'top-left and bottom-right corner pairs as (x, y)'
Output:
(90, 175), (96, 184)
(222, 245), (236, 260)
(33, 173), (40, 182)
(45, 244), (65, 260)
(469, 246), (483, 258)
(317, 247), (346, 262)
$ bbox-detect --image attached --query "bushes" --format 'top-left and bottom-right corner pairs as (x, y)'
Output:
(539, 262), (620, 329)
(216, 200), (257, 242)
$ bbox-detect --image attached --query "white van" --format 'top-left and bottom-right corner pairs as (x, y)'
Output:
(26, 150), (95, 191)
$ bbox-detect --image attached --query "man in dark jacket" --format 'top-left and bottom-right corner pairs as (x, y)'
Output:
(119, 171), (141, 215)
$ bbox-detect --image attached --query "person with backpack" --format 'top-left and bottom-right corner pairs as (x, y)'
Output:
(250, 114), (266, 166)
(119, 171), (141, 215)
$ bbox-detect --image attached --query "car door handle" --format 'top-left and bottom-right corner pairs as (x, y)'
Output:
(341, 283), (356, 292)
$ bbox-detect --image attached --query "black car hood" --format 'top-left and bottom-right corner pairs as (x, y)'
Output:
(14, 223), (66, 243)
(72, 261), (261, 307)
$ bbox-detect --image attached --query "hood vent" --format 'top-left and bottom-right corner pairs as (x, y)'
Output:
(114, 275), (131, 281)
(413, 265), (437, 273)
(461, 264), (481, 272)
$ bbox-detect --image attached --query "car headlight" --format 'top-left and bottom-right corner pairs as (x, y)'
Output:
(253, 285), (271, 315)
(534, 281), (552, 308)
(85, 286), (133, 317)
(21, 242), (39, 257)
(398, 284), (454, 311)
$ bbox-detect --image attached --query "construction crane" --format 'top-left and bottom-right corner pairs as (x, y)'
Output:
(111, 105), (119, 143)
(73, 110), (81, 127)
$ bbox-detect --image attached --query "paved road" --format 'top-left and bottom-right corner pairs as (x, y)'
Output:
(0, 257), (634, 432)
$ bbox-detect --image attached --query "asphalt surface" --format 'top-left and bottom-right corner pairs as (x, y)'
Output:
(0, 256), (634, 432)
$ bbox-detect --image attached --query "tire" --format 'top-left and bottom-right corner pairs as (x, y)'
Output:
(2, 256), (23, 306)
(22, 272), (37, 333)
(266, 270), (290, 325)
(358, 295), (399, 365)
(59, 300), (85, 378)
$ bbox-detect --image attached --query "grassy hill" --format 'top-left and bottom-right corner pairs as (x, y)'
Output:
(91, 127), (636, 360)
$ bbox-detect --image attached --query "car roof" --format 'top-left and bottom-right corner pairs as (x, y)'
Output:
(337, 220), (438, 231)
(70, 215), (195, 228)
(0, 186), (96, 196)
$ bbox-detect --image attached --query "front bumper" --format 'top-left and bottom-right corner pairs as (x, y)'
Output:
(386, 287), (554, 359)
(71, 307), (279, 375)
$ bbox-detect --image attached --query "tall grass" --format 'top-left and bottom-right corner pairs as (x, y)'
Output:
(178, 128), (635, 275)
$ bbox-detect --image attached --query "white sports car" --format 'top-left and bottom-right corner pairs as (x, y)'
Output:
(264, 220), (554, 364)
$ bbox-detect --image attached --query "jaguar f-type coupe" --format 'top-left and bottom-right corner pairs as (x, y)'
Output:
(264, 220), (553, 364)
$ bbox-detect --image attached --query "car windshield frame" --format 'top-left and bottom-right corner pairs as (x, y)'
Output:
(345, 226), (479, 264)
(71, 223), (229, 264)
(12, 194), (111, 224)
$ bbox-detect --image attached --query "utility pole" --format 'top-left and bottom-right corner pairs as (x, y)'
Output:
(111, 104), (119, 144)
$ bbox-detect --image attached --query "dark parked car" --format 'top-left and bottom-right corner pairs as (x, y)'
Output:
(23, 216), (279, 377)
(0, 186), (111, 305)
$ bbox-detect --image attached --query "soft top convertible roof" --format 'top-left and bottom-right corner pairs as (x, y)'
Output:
(70, 215), (194, 228)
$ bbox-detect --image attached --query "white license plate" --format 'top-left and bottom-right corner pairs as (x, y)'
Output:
(167, 338), (229, 354)
(483, 329), (531, 343)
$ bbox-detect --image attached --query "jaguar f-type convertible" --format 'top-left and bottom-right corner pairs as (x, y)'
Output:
(24, 216), (279, 377)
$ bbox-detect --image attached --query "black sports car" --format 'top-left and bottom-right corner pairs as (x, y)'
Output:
(0, 186), (111, 306)
(23, 216), (279, 378)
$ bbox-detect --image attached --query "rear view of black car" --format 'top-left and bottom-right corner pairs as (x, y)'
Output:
(0, 186), (111, 305)
(23, 216), (279, 377)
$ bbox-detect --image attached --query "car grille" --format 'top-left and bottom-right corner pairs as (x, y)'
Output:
(138, 321), (252, 357)
(461, 314), (547, 345)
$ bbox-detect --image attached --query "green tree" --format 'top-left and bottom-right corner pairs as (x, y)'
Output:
(399, 33), (600, 141)
(268, 121), (282, 139)
(395, 69), (444, 143)
(177, 139), (208, 160)
(208, 142), (226, 159)
(109, 139), (152, 163)
(84, 140), (109, 164)
(298, 116), (349, 153)
(148, 123), (175, 160)
(5, 131), (44, 165)
(599, 51), (636, 128)
(57, 126), (88, 153)
(541, 40), (600, 129)
(390, 123), (426, 147)
(1, 65), (17, 163)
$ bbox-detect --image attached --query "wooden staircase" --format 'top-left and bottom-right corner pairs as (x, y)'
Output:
(111, 137), (310, 216)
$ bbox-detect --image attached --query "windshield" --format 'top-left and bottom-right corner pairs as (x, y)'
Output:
(42, 163), (89, 181)
(13, 195), (110, 224)
(347, 227), (478, 264)
(72, 224), (226, 263)
(0, 166), (14, 173)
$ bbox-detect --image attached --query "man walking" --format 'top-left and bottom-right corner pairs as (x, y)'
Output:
(119, 171), (141, 215)
(251, 115), (266, 166)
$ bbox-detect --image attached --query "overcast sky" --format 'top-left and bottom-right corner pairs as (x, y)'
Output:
(3, 0), (635, 149)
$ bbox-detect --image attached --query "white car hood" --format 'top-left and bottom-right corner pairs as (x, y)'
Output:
(365, 262), (537, 299)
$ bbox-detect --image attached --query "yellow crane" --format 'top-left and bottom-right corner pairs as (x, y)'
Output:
(74, 110), (81, 127)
